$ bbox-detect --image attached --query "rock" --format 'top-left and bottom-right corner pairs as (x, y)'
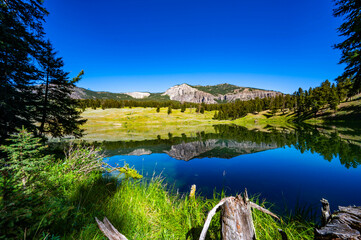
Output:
(162, 84), (217, 104)
(125, 92), (150, 99)
(162, 84), (281, 104)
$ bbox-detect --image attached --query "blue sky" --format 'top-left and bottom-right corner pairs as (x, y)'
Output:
(44, 0), (344, 94)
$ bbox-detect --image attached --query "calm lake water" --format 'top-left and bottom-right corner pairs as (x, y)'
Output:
(101, 124), (361, 213)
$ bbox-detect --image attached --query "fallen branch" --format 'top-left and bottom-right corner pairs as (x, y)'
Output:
(95, 217), (128, 240)
(249, 201), (280, 220)
(199, 197), (233, 240)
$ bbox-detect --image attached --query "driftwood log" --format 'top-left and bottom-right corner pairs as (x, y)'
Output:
(199, 189), (280, 240)
(95, 217), (128, 240)
(315, 199), (361, 240)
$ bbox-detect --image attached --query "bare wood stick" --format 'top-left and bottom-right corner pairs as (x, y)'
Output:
(95, 217), (128, 240)
(249, 201), (280, 220)
(320, 198), (331, 227)
(199, 197), (233, 240)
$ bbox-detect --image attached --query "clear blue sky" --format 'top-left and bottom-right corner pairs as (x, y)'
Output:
(44, 0), (345, 94)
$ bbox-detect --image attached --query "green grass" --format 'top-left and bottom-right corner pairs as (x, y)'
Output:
(63, 176), (314, 240)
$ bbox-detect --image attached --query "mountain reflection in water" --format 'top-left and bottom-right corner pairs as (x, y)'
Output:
(101, 124), (361, 212)
(102, 124), (361, 168)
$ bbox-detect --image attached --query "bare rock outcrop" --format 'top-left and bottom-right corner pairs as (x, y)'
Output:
(162, 84), (282, 104)
(162, 84), (217, 104)
(218, 88), (281, 102)
(70, 87), (88, 99)
(125, 92), (150, 99)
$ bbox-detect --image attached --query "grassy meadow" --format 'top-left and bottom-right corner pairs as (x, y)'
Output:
(80, 107), (296, 141)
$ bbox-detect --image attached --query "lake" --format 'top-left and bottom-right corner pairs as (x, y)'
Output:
(99, 124), (361, 214)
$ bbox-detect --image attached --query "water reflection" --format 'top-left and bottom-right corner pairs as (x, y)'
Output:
(101, 124), (361, 168)
(102, 124), (361, 211)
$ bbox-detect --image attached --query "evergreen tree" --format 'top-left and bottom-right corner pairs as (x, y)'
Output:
(213, 111), (219, 119)
(0, 0), (47, 140)
(0, 127), (52, 237)
(296, 88), (306, 114)
(329, 84), (340, 111)
(167, 106), (172, 115)
(156, 106), (160, 113)
(0, 127), (51, 190)
(36, 41), (86, 138)
(334, 0), (361, 94)
(180, 103), (186, 112)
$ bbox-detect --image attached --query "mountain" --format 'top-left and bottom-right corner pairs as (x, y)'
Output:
(71, 83), (281, 104)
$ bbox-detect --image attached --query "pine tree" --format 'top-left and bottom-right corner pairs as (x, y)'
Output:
(213, 111), (219, 119)
(329, 84), (340, 111)
(0, 127), (51, 190)
(156, 106), (160, 113)
(0, 1), (47, 141)
(167, 106), (172, 115)
(333, 0), (361, 94)
(36, 41), (86, 138)
(180, 103), (186, 112)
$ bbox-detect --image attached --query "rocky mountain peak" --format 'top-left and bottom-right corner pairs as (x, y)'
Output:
(162, 84), (217, 104)
(125, 92), (150, 99)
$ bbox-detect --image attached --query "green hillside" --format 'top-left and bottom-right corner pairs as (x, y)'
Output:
(81, 88), (133, 100)
(191, 83), (264, 95)
(77, 88), (171, 101)
(191, 83), (241, 95)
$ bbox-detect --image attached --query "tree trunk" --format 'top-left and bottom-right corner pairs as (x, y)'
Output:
(221, 193), (256, 240)
(39, 66), (49, 135)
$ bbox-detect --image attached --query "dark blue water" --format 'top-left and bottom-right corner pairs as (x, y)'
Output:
(102, 124), (361, 213)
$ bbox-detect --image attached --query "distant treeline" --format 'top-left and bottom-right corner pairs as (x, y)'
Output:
(78, 79), (355, 121)
(215, 79), (353, 120)
(78, 99), (220, 112)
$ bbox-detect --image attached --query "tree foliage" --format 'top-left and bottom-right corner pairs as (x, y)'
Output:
(0, 0), (85, 141)
(333, 0), (361, 94)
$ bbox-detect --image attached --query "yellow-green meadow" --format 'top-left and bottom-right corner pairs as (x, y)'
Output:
(80, 107), (296, 141)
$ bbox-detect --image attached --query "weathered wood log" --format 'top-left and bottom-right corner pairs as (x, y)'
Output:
(315, 200), (361, 240)
(199, 189), (281, 240)
(95, 217), (128, 240)
(321, 198), (331, 227)
(221, 191), (256, 240)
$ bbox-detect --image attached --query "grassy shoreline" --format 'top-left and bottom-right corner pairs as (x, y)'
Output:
(65, 175), (314, 240)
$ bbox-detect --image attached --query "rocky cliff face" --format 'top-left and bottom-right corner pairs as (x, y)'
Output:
(162, 84), (217, 103)
(162, 84), (281, 104)
(217, 88), (280, 102)
(125, 92), (150, 99)
(70, 87), (88, 99)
